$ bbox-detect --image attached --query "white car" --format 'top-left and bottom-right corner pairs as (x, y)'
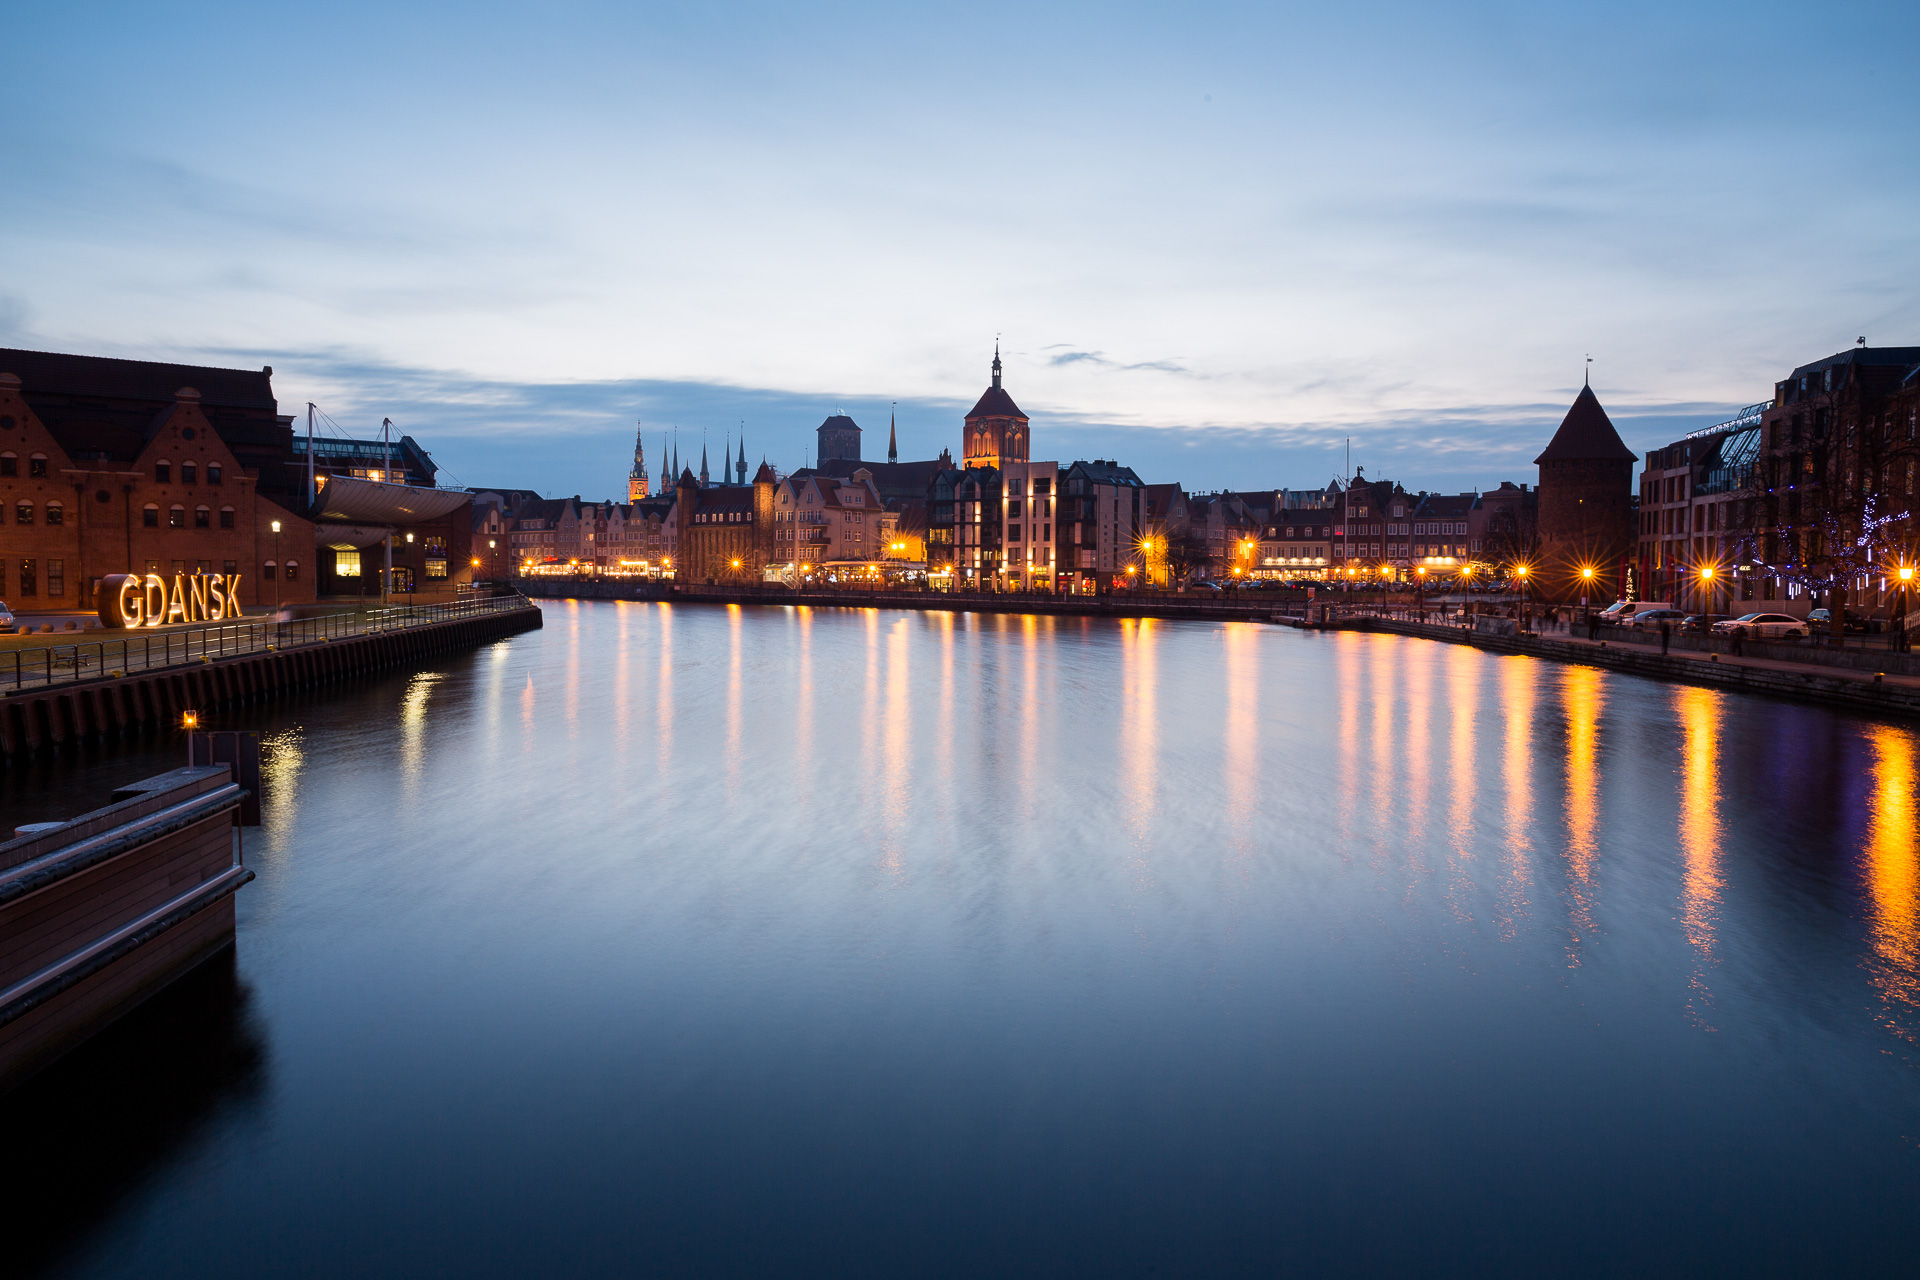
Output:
(1711, 612), (1808, 639)
(0, 600), (13, 633)
(1629, 608), (1688, 630)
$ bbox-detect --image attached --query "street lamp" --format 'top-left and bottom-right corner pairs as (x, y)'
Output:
(1698, 563), (1716, 618)
(1899, 564), (1914, 652)
(270, 519), (281, 610)
(1415, 565), (1426, 623)
(1515, 564), (1530, 632)
(1580, 565), (1596, 630)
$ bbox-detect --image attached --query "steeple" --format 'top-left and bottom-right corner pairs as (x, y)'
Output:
(699, 432), (709, 486)
(991, 343), (1002, 390)
(628, 422), (649, 501)
(736, 434), (747, 485)
(888, 404), (898, 464)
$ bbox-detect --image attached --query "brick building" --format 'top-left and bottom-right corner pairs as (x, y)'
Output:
(1534, 381), (1638, 602)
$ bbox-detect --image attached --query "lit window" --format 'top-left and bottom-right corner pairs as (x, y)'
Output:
(29, 453), (47, 478)
(335, 550), (362, 577)
(169, 505), (186, 528)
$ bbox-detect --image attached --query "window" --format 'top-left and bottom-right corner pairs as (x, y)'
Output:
(19, 559), (36, 596)
(224, 560), (238, 575)
(219, 506), (235, 529)
(425, 558), (448, 580)
(144, 504), (159, 527)
(335, 550), (362, 577)
(155, 461), (171, 483)
(195, 505), (211, 528)
(264, 561), (277, 581)
(144, 560), (159, 574)
(15, 502), (30, 525)
(0, 453), (13, 477)
(198, 560), (212, 575)
(209, 463), (222, 484)
(182, 461), (197, 485)
(424, 536), (447, 557)
(169, 505), (185, 528)
(286, 560), (300, 581)
(52, 558), (70, 598)
(29, 453), (47, 478)
(172, 560), (184, 574)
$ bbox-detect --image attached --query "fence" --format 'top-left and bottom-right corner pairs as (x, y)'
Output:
(1, 593), (536, 694)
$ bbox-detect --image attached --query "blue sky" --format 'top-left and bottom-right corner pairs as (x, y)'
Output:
(3, 1), (1915, 500)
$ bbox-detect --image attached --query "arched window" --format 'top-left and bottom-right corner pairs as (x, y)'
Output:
(263, 560), (277, 581)
(219, 505), (235, 529)
(168, 504), (185, 528)
(285, 560), (300, 581)
(45, 502), (63, 526)
(182, 461), (197, 485)
(0, 452), (14, 477)
(28, 452), (47, 478)
(143, 503), (160, 528)
(195, 505), (211, 528)
(154, 459), (171, 484)
(208, 463), (223, 484)
(15, 501), (32, 525)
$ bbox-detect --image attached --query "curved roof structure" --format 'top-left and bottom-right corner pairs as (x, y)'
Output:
(965, 385), (1026, 420)
(314, 475), (473, 525)
(1535, 384), (1637, 464)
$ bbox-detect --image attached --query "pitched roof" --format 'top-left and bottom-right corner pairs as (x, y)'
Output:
(1535, 385), (1638, 464)
(0, 347), (278, 411)
(965, 385), (1026, 420)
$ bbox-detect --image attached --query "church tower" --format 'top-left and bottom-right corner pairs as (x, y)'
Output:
(699, 435), (709, 486)
(627, 423), (649, 501)
(962, 344), (1029, 471)
(736, 436), (747, 485)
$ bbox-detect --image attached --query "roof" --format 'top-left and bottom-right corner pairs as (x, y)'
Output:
(1534, 385), (1638, 464)
(813, 456), (950, 500)
(817, 414), (861, 434)
(1789, 346), (1920, 379)
(965, 385), (1026, 420)
(1066, 459), (1143, 487)
(1413, 491), (1476, 519)
(313, 475), (473, 524)
(0, 347), (278, 411)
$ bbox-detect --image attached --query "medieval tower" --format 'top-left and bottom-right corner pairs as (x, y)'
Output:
(1535, 379), (1638, 601)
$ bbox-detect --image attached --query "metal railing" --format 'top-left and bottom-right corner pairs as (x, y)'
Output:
(1, 592), (536, 694)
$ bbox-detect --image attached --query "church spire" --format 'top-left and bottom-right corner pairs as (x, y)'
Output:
(888, 404), (898, 464)
(699, 432), (709, 486)
(991, 342), (1002, 390)
(628, 422), (649, 500)
(736, 432), (747, 484)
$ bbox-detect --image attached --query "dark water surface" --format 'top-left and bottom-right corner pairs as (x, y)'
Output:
(8, 600), (1919, 1277)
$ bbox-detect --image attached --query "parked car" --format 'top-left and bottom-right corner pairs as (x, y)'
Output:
(1806, 607), (1874, 634)
(1680, 614), (1730, 633)
(1712, 612), (1809, 639)
(1629, 608), (1688, 630)
(0, 601), (12, 633)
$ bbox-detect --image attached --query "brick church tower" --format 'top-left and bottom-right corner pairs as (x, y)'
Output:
(1535, 378), (1638, 602)
(627, 423), (648, 501)
(962, 345), (1029, 471)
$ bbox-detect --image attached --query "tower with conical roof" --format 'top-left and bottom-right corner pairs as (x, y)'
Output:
(963, 343), (1029, 471)
(628, 423), (649, 500)
(1534, 373), (1638, 601)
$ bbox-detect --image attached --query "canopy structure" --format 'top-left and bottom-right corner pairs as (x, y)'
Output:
(313, 475), (471, 525)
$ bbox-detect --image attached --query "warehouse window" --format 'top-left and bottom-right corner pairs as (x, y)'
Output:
(169, 504), (185, 528)
(144, 504), (159, 527)
(182, 461), (197, 485)
(155, 460), (171, 483)
(220, 506), (235, 529)
(209, 463), (223, 484)
(335, 550), (362, 577)
(195, 505), (211, 529)
(46, 502), (63, 526)
(29, 453), (47, 478)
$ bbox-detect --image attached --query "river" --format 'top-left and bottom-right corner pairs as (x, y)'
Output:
(9, 600), (1919, 1277)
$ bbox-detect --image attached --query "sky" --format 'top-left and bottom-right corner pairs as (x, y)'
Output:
(3, 0), (1916, 500)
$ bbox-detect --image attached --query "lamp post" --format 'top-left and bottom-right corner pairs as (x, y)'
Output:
(1899, 564), (1914, 653)
(1515, 564), (1530, 633)
(1699, 563), (1716, 620)
(270, 520), (281, 610)
(1415, 565), (1426, 623)
(1581, 565), (1596, 632)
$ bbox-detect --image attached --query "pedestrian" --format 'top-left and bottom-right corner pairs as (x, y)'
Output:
(1659, 620), (1671, 655)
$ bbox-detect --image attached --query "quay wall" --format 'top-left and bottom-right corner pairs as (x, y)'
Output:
(1348, 616), (1920, 719)
(0, 604), (543, 758)
(522, 578), (1299, 623)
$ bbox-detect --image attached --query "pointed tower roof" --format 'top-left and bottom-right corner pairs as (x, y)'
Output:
(888, 406), (898, 464)
(630, 423), (647, 479)
(966, 346), (1026, 420)
(699, 437), (710, 483)
(753, 459), (777, 484)
(1534, 384), (1637, 464)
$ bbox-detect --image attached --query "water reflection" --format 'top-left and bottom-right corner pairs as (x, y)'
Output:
(1864, 725), (1920, 1041)
(1498, 658), (1535, 938)
(1677, 686), (1724, 1025)
(1561, 666), (1604, 962)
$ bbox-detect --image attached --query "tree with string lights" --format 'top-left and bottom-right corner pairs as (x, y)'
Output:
(1737, 494), (1909, 644)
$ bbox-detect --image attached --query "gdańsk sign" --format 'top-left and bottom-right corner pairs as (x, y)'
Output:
(97, 573), (245, 628)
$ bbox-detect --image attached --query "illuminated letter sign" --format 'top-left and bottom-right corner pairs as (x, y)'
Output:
(97, 572), (245, 629)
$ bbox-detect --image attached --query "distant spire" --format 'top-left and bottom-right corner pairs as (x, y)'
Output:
(991, 342), (1002, 390)
(631, 423), (647, 480)
(736, 432), (747, 484)
(888, 403), (898, 464)
(700, 431), (710, 485)
(1585, 354), (1592, 387)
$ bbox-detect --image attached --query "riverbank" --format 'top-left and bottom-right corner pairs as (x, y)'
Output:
(0, 599), (542, 757)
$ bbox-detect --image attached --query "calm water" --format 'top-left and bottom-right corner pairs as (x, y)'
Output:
(9, 600), (1920, 1277)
